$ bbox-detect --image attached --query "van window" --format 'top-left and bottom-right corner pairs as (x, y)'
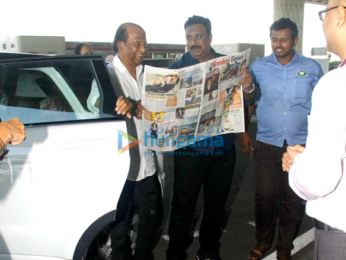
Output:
(0, 59), (115, 124)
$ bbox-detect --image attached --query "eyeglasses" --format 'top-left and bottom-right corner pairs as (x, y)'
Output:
(318, 5), (346, 21)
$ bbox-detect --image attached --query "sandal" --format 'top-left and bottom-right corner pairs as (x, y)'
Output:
(248, 244), (271, 260)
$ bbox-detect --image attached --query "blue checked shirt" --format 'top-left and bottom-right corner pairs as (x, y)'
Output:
(250, 51), (323, 147)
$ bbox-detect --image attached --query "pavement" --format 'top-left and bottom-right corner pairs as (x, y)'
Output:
(153, 119), (315, 260)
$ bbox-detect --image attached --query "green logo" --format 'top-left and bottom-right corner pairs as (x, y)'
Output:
(296, 70), (307, 77)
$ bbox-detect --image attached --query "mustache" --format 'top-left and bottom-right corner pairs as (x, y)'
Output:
(191, 45), (201, 49)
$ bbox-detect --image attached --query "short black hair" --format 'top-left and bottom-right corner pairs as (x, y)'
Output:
(113, 23), (145, 53)
(74, 43), (92, 55)
(184, 15), (212, 35)
(270, 18), (298, 40)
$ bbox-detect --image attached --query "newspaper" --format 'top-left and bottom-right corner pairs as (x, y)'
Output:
(141, 48), (250, 151)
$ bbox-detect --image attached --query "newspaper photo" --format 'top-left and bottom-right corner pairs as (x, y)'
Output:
(141, 48), (251, 151)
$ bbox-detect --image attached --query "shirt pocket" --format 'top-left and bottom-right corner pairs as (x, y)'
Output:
(295, 76), (313, 100)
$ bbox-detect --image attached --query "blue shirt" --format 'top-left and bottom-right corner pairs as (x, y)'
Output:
(250, 51), (323, 147)
(169, 48), (236, 153)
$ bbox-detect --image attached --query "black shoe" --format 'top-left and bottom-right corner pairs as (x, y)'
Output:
(195, 253), (222, 260)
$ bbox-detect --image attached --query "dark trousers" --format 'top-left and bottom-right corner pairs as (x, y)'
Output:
(111, 174), (162, 260)
(254, 141), (302, 254)
(166, 146), (236, 260)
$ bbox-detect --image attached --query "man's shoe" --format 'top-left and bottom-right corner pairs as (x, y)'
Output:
(195, 253), (222, 260)
(276, 252), (292, 260)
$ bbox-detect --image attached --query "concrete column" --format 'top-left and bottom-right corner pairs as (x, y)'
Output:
(273, 0), (305, 54)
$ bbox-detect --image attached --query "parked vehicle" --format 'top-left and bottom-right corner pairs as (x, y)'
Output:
(0, 53), (129, 260)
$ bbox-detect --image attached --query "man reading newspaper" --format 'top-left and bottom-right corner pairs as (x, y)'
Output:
(165, 15), (256, 260)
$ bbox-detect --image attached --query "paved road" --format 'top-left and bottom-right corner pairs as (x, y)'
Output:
(153, 120), (314, 260)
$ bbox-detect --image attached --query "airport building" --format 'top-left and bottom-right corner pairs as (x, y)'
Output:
(0, 36), (266, 68)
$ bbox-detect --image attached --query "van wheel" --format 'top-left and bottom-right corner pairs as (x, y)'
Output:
(83, 227), (111, 260)
(93, 215), (139, 260)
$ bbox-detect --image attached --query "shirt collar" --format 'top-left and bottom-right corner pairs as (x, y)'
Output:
(268, 49), (300, 65)
(186, 47), (223, 63)
(113, 55), (127, 74)
(113, 54), (143, 80)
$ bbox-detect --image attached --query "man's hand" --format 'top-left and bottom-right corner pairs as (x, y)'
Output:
(282, 145), (305, 172)
(135, 100), (146, 120)
(115, 96), (133, 119)
(282, 152), (292, 172)
(240, 132), (253, 156)
(0, 118), (26, 145)
(239, 69), (253, 91)
(287, 145), (305, 161)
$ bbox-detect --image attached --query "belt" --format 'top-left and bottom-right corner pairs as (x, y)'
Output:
(313, 218), (344, 232)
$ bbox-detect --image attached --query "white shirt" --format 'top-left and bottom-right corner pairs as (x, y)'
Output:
(113, 55), (156, 181)
(289, 65), (346, 232)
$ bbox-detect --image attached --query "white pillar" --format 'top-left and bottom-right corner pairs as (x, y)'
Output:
(273, 0), (305, 54)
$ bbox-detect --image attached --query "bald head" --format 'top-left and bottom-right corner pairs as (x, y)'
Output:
(113, 23), (145, 53)
(113, 23), (147, 72)
(322, 0), (346, 60)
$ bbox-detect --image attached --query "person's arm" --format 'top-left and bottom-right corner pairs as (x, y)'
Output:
(135, 100), (146, 120)
(288, 77), (344, 201)
(115, 96), (134, 119)
(239, 69), (256, 102)
(0, 118), (26, 146)
(282, 145), (305, 172)
(240, 103), (255, 156)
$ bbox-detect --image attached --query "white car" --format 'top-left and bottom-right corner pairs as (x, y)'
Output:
(0, 53), (130, 260)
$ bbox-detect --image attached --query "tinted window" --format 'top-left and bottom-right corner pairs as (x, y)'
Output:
(0, 59), (115, 124)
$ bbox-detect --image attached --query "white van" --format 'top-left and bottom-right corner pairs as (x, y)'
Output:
(0, 53), (130, 260)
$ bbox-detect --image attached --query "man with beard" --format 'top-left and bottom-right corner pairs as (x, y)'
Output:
(248, 18), (323, 260)
(166, 15), (256, 260)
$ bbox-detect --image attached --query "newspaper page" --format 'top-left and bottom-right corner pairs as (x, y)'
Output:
(141, 49), (251, 151)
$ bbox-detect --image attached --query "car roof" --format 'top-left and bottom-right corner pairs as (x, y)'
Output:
(0, 53), (103, 63)
(0, 52), (47, 60)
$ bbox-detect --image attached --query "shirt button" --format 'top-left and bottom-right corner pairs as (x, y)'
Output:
(284, 128), (287, 130)
(283, 81), (286, 83)
(284, 112), (287, 115)
(284, 95), (287, 97)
